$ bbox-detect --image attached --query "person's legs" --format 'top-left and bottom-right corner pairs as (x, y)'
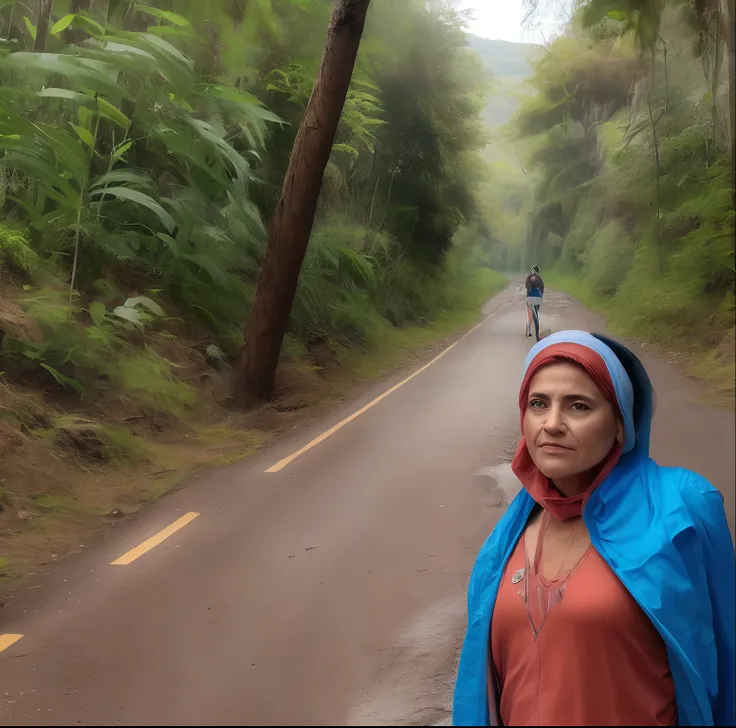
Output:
(532, 303), (540, 341)
(526, 302), (532, 336)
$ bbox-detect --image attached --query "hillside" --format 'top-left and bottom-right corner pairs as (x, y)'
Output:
(468, 35), (540, 128)
(468, 36), (538, 80)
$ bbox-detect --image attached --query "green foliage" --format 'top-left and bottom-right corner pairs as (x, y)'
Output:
(581, 221), (636, 295)
(0, 286), (195, 417)
(0, 222), (42, 276)
(511, 5), (733, 372)
(105, 349), (197, 418)
(342, 266), (508, 381)
(0, 0), (498, 413)
(51, 415), (147, 461)
(579, 0), (664, 52)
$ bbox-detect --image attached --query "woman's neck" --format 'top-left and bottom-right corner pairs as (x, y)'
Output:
(552, 456), (615, 497)
(551, 473), (592, 498)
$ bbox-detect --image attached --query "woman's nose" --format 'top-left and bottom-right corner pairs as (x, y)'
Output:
(543, 404), (565, 433)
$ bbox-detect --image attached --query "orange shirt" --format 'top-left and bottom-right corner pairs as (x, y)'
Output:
(491, 534), (677, 726)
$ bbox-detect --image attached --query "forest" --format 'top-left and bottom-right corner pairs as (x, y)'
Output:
(0, 0), (733, 581)
(483, 0), (734, 398)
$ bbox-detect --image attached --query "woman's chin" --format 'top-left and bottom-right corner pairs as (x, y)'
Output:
(534, 460), (581, 484)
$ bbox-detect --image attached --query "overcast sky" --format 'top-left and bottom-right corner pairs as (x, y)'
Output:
(455, 0), (561, 44)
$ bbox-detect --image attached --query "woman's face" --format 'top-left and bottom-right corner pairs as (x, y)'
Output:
(523, 362), (624, 494)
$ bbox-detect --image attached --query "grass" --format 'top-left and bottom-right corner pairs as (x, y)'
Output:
(689, 347), (736, 408)
(107, 349), (199, 419)
(547, 269), (735, 407)
(343, 268), (507, 380)
(545, 271), (598, 310)
(32, 495), (77, 511)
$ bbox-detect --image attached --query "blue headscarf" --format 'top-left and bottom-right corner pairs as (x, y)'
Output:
(523, 331), (636, 454)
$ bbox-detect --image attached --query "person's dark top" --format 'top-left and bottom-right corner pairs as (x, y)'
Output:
(526, 273), (544, 297)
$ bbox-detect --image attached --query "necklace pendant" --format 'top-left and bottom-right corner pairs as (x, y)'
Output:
(511, 568), (525, 584)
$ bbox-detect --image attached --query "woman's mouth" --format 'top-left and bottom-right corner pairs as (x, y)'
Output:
(539, 443), (573, 452)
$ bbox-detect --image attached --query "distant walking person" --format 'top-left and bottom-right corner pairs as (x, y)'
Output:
(525, 265), (544, 340)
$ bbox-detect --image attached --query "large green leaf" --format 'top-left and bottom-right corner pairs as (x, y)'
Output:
(111, 303), (147, 327)
(38, 87), (97, 107)
(146, 25), (193, 40)
(23, 16), (37, 41)
(96, 98), (130, 128)
(205, 85), (284, 124)
(37, 124), (90, 180)
(181, 253), (231, 286)
(73, 13), (106, 36)
(50, 14), (76, 37)
(88, 302), (107, 327)
(70, 123), (95, 149)
(88, 186), (176, 231)
(96, 41), (156, 61)
(188, 118), (250, 182)
(93, 33), (190, 87)
(124, 295), (166, 317)
(140, 33), (193, 67)
(156, 232), (180, 256)
(91, 169), (153, 188)
(152, 123), (233, 191)
(40, 364), (84, 393)
(2, 53), (133, 101)
(0, 148), (81, 209)
(111, 140), (133, 161)
(135, 5), (191, 27)
(332, 143), (360, 159)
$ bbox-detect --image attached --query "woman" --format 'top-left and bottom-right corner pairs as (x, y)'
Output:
(453, 330), (735, 727)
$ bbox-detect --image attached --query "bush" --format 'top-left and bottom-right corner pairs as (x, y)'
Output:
(581, 221), (636, 296)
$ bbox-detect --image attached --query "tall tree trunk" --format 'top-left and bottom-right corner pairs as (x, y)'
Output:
(659, 36), (668, 111)
(33, 0), (53, 52)
(229, 0), (246, 26)
(711, 12), (721, 147)
(645, 59), (663, 274)
(722, 0), (735, 208)
(4, 0), (15, 42)
(233, 0), (372, 407)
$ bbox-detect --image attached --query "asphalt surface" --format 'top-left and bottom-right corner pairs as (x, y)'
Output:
(0, 283), (733, 726)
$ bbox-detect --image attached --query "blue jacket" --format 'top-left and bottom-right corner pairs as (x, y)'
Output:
(453, 433), (735, 725)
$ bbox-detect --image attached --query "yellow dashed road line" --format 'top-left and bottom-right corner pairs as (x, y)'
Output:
(266, 317), (488, 473)
(111, 512), (200, 566)
(0, 634), (23, 653)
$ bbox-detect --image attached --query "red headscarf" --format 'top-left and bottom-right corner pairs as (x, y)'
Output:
(511, 343), (623, 521)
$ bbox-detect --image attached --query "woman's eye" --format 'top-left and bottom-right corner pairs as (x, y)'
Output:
(529, 400), (546, 410)
(572, 402), (590, 412)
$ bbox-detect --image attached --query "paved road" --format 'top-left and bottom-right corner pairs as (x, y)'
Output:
(0, 283), (733, 726)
